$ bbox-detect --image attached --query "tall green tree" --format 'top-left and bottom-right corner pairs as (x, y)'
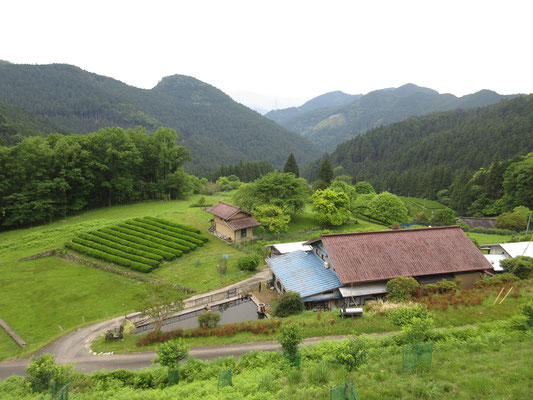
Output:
(283, 153), (299, 177)
(317, 158), (334, 185)
(369, 192), (408, 224)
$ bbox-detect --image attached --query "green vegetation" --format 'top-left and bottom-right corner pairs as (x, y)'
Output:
(0, 193), (256, 361)
(272, 293), (305, 318)
(0, 63), (320, 175)
(312, 189), (352, 226)
(207, 160), (274, 183)
(327, 95), (533, 201)
(282, 153), (300, 177)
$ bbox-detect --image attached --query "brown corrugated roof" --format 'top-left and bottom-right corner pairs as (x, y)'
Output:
(311, 226), (492, 285)
(226, 216), (260, 231)
(205, 201), (251, 220)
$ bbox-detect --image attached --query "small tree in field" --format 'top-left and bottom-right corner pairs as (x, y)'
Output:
(137, 283), (184, 334)
(312, 188), (352, 226)
(154, 338), (189, 369)
(430, 207), (456, 226)
(254, 204), (290, 234)
(278, 324), (302, 365)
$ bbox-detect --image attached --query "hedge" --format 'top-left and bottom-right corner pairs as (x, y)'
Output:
(72, 238), (159, 268)
(128, 219), (203, 246)
(65, 242), (153, 273)
(78, 233), (163, 261)
(101, 228), (181, 257)
(144, 216), (202, 234)
(92, 230), (176, 260)
(119, 223), (194, 252)
(140, 218), (207, 243)
(112, 226), (190, 253)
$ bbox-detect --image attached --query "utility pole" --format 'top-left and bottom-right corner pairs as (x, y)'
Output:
(526, 211), (532, 235)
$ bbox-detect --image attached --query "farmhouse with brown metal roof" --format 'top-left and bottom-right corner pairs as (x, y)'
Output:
(205, 201), (260, 244)
(266, 226), (492, 309)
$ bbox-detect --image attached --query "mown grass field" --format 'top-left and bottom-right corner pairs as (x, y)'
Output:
(399, 196), (446, 219)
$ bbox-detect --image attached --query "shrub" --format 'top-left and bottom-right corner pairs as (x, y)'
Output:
(501, 256), (533, 279)
(26, 354), (73, 393)
(237, 254), (262, 272)
(145, 216), (203, 234)
(134, 218), (205, 245)
(496, 212), (527, 231)
(388, 304), (432, 328)
(430, 207), (456, 226)
(93, 230), (175, 260)
(522, 302), (533, 329)
(402, 316), (434, 344)
(386, 276), (420, 301)
(335, 335), (368, 371)
(508, 315), (529, 331)
(78, 233), (163, 261)
(424, 279), (461, 295)
(414, 212), (429, 225)
(65, 242), (153, 272)
(198, 311), (221, 328)
(113, 226), (189, 252)
(71, 237), (159, 267)
(469, 227), (515, 235)
(272, 292), (304, 317)
(153, 339), (189, 369)
(102, 228), (182, 257)
(278, 324), (302, 360)
(122, 222), (197, 249)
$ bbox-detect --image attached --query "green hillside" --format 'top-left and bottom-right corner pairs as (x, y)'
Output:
(267, 84), (515, 151)
(0, 63), (321, 174)
(324, 95), (533, 199)
(0, 101), (69, 145)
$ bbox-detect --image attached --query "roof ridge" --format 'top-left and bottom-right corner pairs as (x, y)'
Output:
(217, 200), (241, 209)
(320, 225), (461, 238)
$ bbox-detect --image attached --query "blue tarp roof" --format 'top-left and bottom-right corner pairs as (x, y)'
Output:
(266, 250), (342, 298)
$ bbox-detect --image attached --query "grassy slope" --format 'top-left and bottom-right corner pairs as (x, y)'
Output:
(399, 196), (446, 219)
(0, 192), (256, 360)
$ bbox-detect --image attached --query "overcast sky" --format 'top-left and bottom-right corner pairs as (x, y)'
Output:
(2, 0), (532, 111)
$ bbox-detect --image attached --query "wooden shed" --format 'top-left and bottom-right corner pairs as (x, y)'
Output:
(205, 201), (260, 244)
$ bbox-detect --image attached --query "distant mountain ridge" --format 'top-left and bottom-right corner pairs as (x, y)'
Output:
(0, 63), (321, 175)
(266, 84), (518, 151)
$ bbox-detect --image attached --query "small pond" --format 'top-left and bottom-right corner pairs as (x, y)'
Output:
(137, 298), (263, 334)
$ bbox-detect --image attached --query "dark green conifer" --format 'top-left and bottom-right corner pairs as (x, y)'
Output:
(317, 158), (334, 185)
(283, 153), (299, 177)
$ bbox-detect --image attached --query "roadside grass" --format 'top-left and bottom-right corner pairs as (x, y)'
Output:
(28, 325), (533, 400)
(0, 256), (147, 360)
(92, 283), (532, 354)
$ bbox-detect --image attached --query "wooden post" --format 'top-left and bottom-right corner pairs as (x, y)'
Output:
(499, 287), (513, 304)
(493, 287), (505, 305)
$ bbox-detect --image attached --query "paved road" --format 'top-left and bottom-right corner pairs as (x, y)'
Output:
(0, 334), (347, 380)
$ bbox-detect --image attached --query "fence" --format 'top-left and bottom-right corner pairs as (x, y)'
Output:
(330, 380), (359, 400)
(402, 342), (433, 373)
(218, 369), (233, 389)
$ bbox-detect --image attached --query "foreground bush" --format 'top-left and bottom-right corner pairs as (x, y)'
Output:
(272, 292), (305, 317)
(197, 311), (221, 328)
(237, 254), (262, 272)
(335, 335), (368, 371)
(154, 339), (189, 369)
(388, 304), (432, 328)
(26, 354), (73, 393)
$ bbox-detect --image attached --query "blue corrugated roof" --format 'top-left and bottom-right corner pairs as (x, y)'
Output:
(266, 250), (342, 298)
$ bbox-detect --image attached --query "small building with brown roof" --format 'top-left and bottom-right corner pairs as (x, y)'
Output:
(299, 226), (492, 307)
(205, 201), (260, 244)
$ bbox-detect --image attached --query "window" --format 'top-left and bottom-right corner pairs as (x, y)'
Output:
(240, 228), (247, 238)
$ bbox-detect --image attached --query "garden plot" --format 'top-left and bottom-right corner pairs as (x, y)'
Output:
(65, 217), (208, 273)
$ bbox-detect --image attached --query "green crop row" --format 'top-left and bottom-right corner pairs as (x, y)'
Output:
(78, 233), (163, 261)
(119, 223), (194, 252)
(65, 242), (153, 273)
(128, 219), (202, 246)
(144, 216), (202, 234)
(72, 237), (159, 268)
(100, 228), (181, 258)
(112, 225), (189, 253)
(92, 230), (176, 261)
(139, 217), (207, 243)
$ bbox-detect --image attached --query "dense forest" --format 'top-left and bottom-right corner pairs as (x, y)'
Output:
(0, 63), (321, 174)
(0, 101), (70, 146)
(206, 160), (275, 182)
(0, 127), (194, 229)
(266, 84), (515, 151)
(318, 95), (533, 204)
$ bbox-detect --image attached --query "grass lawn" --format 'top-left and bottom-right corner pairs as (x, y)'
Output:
(467, 231), (513, 245)
(0, 257), (147, 360)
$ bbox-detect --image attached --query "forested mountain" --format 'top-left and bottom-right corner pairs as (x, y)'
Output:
(265, 91), (361, 126)
(0, 101), (70, 146)
(266, 84), (516, 151)
(322, 95), (533, 199)
(0, 63), (321, 175)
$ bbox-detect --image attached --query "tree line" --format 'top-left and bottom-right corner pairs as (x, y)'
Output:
(0, 127), (193, 229)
